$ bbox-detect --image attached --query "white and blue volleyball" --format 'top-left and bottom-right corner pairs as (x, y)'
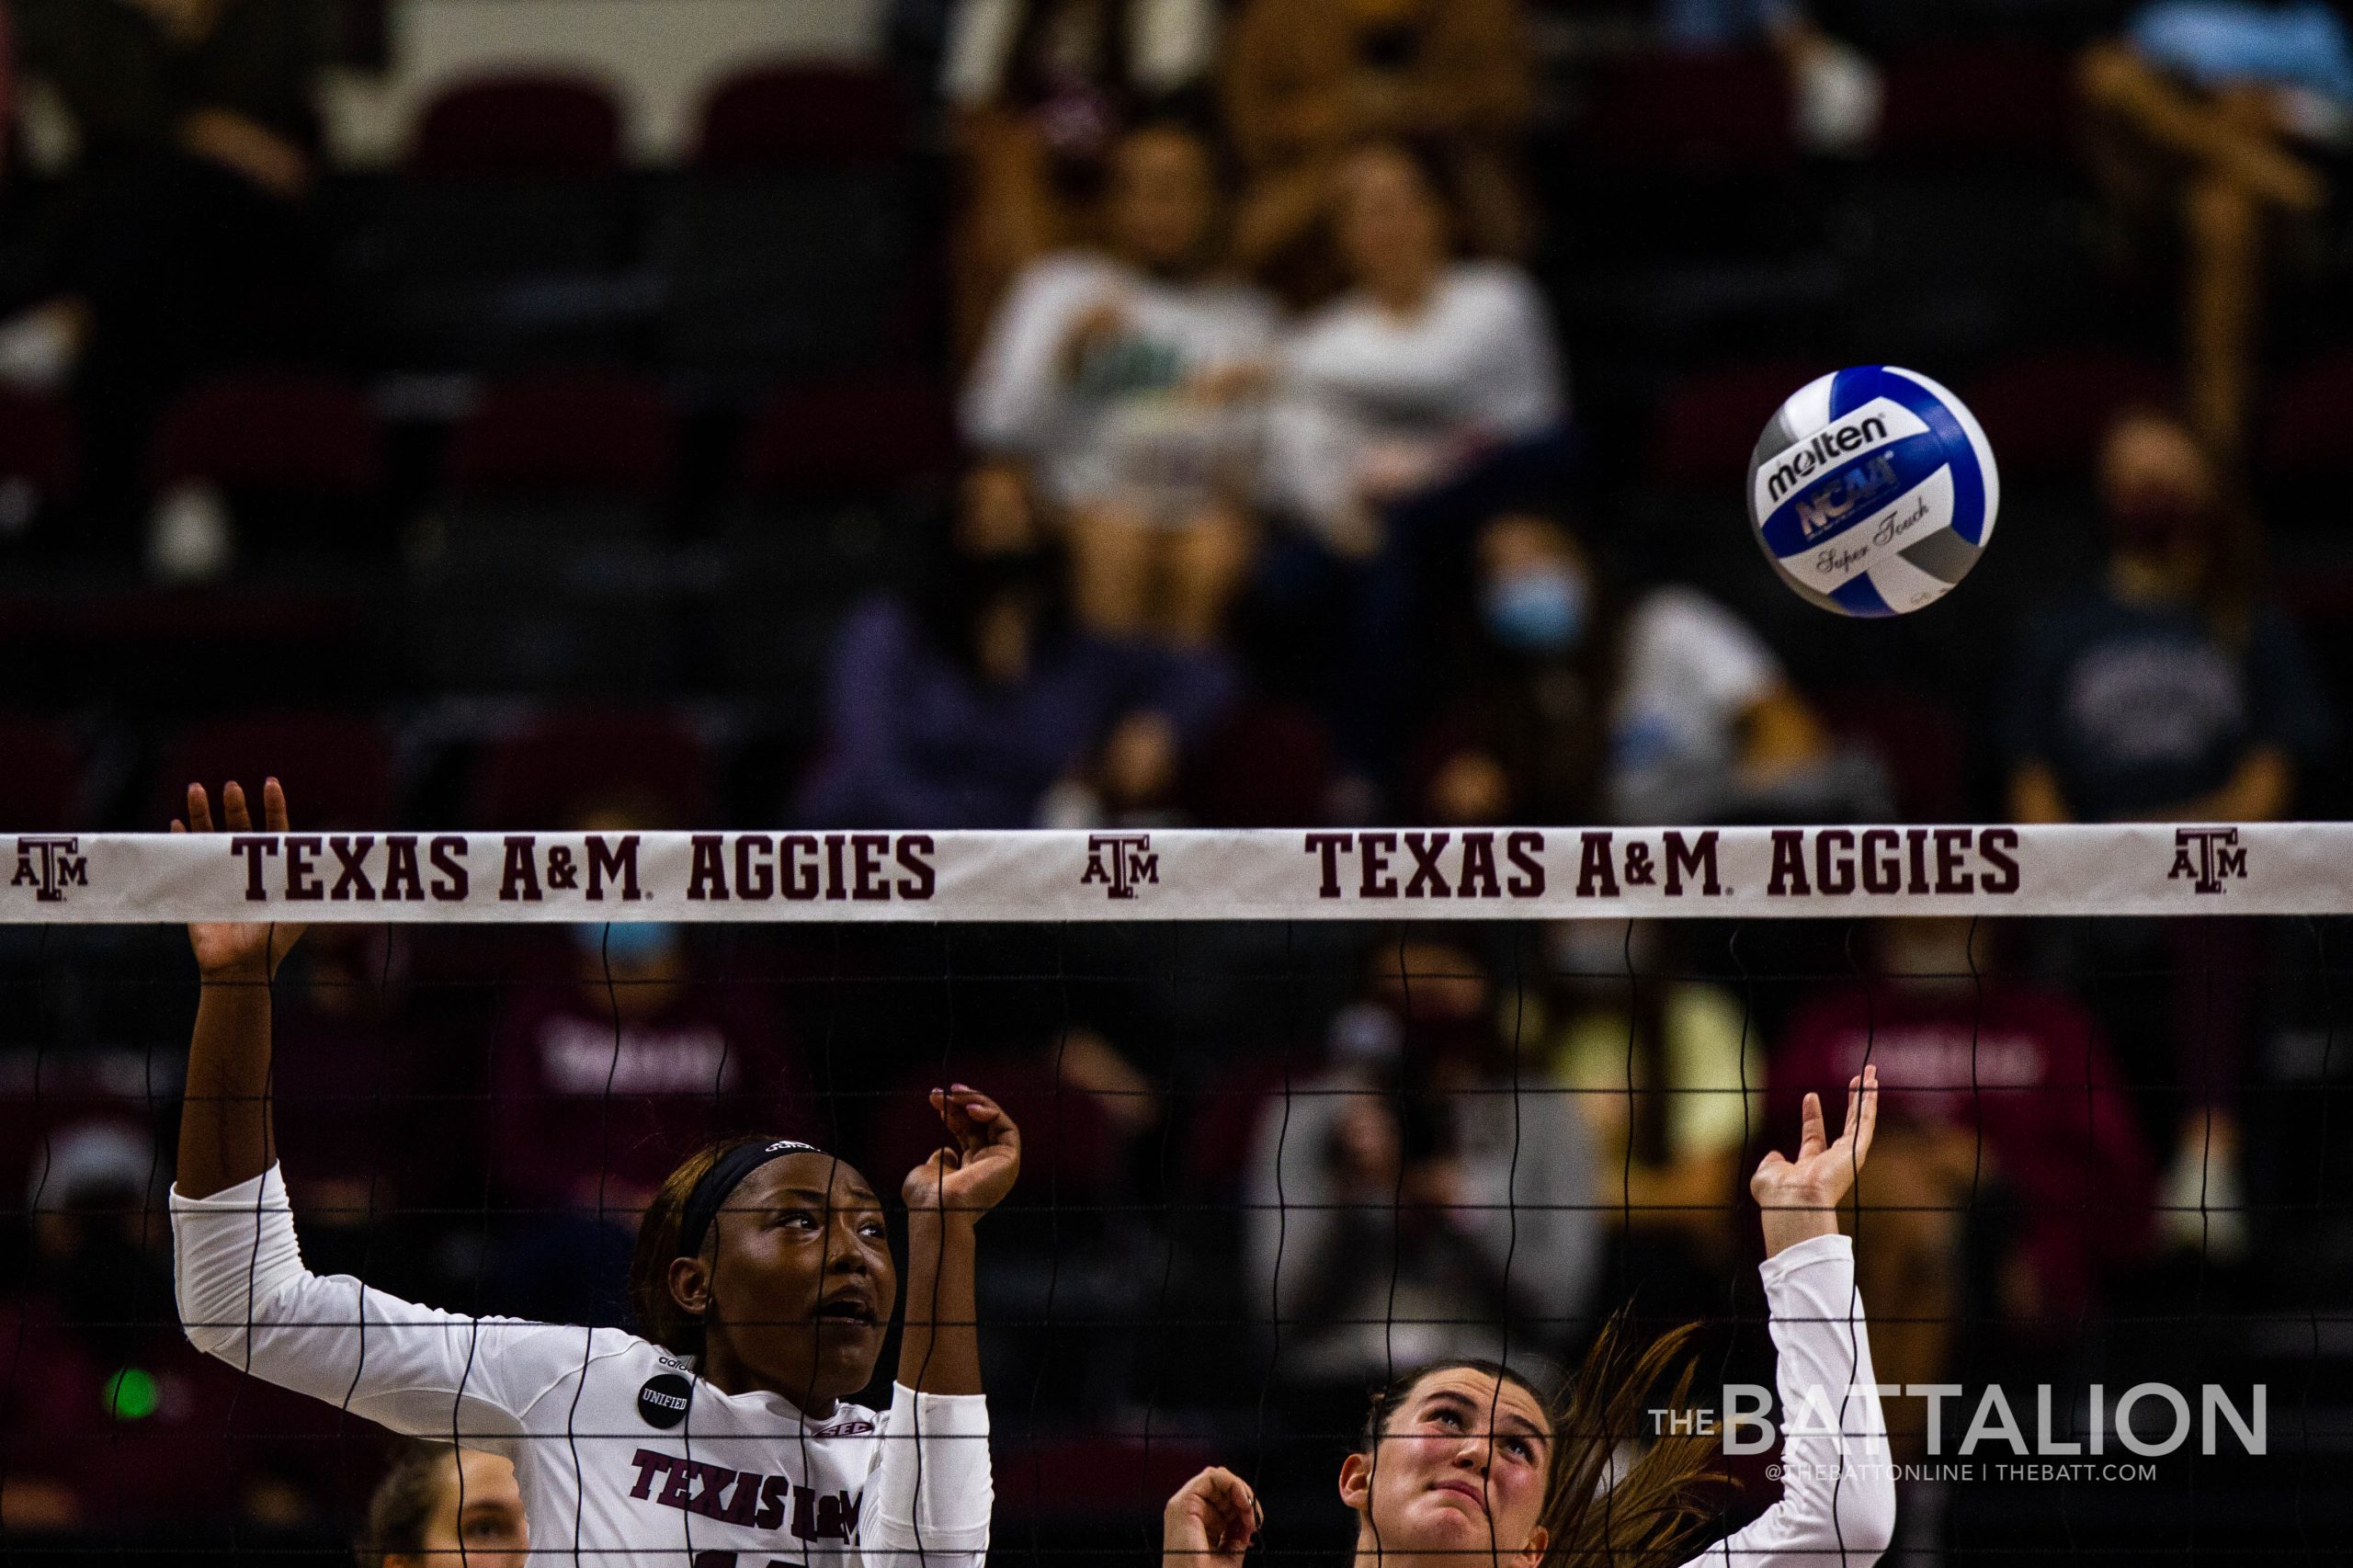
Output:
(1746, 366), (1999, 617)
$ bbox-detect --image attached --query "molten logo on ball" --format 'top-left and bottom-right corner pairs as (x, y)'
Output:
(1747, 367), (2000, 618)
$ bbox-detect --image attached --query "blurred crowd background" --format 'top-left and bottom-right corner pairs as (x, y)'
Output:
(1, 1), (2351, 1564)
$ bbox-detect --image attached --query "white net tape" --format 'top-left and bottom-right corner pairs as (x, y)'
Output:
(0, 822), (2320, 921)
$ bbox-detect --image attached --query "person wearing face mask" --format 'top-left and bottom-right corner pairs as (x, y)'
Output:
(963, 120), (1280, 644)
(798, 460), (1237, 828)
(2006, 405), (2328, 1259)
(1417, 510), (1844, 827)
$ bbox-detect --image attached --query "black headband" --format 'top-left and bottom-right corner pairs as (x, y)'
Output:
(677, 1138), (824, 1260)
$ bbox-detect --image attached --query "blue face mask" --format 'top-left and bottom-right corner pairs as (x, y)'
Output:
(1483, 563), (1590, 653)
(571, 922), (681, 964)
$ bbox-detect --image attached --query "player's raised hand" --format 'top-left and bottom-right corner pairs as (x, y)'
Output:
(1750, 1064), (1880, 1257)
(1164, 1466), (1258, 1568)
(904, 1085), (1022, 1221)
(173, 779), (305, 982)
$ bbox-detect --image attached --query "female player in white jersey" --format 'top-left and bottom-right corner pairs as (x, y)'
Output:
(169, 778), (1018, 1568)
(1165, 1066), (1894, 1568)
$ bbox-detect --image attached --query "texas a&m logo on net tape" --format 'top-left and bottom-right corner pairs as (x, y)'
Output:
(1082, 833), (1158, 900)
(11, 836), (86, 903)
(2168, 826), (2248, 896)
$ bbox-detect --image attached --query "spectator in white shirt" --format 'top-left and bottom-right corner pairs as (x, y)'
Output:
(965, 120), (1279, 643)
(1263, 140), (1572, 779)
(1270, 141), (1565, 558)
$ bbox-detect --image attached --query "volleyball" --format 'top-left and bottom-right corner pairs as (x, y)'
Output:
(1746, 365), (1999, 617)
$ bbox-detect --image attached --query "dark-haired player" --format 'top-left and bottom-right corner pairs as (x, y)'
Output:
(171, 779), (1017, 1566)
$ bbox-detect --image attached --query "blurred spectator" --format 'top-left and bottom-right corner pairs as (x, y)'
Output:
(486, 916), (800, 1326)
(1223, 0), (1533, 291)
(1545, 921), (1760, 1319)
(357, 1443), (529, 1568)
(798, 461), (1237, 829)
(1658, 1), (1883, 155)
(2, 0), (334, 551)
(1, 1119), (321, 1530)
(2080, 3), (2349, 454)
(1244, 936), (1600, 1388)
(944, 0), (1223, 355)
(1772, 919), (2157, 1456)
(1261, 142), (1569, 784)
(1415, 510), (1859, 826)
(2006, 405), (2328, 1258)
(964, 120), (1278, 644)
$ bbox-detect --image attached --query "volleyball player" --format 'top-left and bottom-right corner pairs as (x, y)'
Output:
(170, 778), (1017, 1567)
(1165, 1066), (1893, 1568)
(357, 1442), (529, 1568)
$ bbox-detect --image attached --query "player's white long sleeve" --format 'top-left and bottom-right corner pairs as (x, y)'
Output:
(864, 1382), (994, 1568)
(1677, 1233), (1896, 1568)
(171, 1164), (588, 1444)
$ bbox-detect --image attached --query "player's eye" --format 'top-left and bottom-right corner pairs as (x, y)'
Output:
(771, 1210), (820, 1230)
(1503, 1436), (1535, 1462)
(1430, 1407), (1464, 1430)
(858, 1217), (887, 1239)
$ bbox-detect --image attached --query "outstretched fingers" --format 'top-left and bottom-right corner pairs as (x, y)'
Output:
(1833, 1064), (1881, 1168)
(1798, 1089), (1828, 1161)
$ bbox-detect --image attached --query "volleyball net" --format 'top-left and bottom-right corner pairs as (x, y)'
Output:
(3, 824), (2349, 1565)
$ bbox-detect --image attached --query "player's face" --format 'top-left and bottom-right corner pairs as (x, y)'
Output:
(706, 1153), (898, 1409)
(392, 1449), (529, 1568)
(1340, 1369), (1552, 1568)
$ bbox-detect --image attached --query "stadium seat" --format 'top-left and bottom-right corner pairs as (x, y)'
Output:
(692, 63), (904, 169)
(412, 374), (683, 693)
(1184, 701), (1334, 829)
(0, 716), (81, 831)
(449, 371), (675, 497)
(1578, 51), (1793, 170)
(737, 374), (957, 493)
(650, 163), (919, 375)
(2263, 350), (2353, 479)
(468, 706), (716, 829)
(1648, 360), (1835, 483)
(712, 377), (952, 699)
(1962, 347), (2173, 479)
(1877, 39), (2073, 160)
(409, 74), (625, 177)
(151, 372), (379, 494)
(156, 711), (396, 830)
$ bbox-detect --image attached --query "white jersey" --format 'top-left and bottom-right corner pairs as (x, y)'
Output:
(1676, 1233), (1897, 1568)
(172, 1166), (992, 1568)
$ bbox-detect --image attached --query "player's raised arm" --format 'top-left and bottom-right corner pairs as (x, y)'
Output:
(174, 778), (306, 1199)
(1677, 1065), (1893, 1568)
(895, 1085), (1022, 1394)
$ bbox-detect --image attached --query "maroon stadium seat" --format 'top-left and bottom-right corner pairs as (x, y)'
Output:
(2264, 350), (2353, 477)
(449, 371), (676, 495)
(1581, 51), (1792, 169)
(0, 716), (80, 831)
(1648, 360), (1833, 483)
(158, 711), (396, 830)
(1184, 701), (1334, 829)
(469, 707), (715, 828)
(150, 372), (379, 492)
(0, 387), (75, 498)
(1878, 40), (2072, 159)
(410, 74), (624, 176)
(694, 63), (904, 169)
(1962, 347), (2172, 479)
(738, 374), (957, 494)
